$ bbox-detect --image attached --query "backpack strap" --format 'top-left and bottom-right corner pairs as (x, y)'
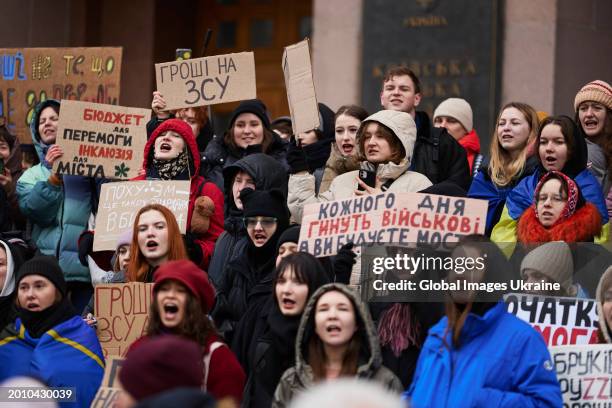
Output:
(202, 341), (225, 390)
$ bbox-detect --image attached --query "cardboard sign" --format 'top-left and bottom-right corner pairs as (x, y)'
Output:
(0, 47), (122, 143)
(282, 39), (319, 135)
(298, 192), (487, 257)
(551, 344), (612, 404)
(505, 293), (599, 346)
(155, 52), (256, 110)
(93, 180), (190, 251)
(95, 283), (154, 357)
(53, 100), (149, 179)
(90, 357), (125, 408)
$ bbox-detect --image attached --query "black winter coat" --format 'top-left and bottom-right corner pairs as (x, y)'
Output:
(413, 111), (471, 196)
(200, 134), (289, 193)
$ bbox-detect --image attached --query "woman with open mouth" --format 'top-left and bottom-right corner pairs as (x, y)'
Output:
(403, 236), (562, 408)
(468, 102), (539, 236)
(574, 80), (612, 219)
(273, 283), (402, 407)
(492, 115), (609, 249)
(200, 99), (289, 193)
(212, 187), (290, 344)
(233, 252), (330, 408)
(133, 119), (224, 271)
(517, 171), (602, 244)
(289, 109), (432, 221)
(0, 255), (104, 407)
(129, 259), (245, 403)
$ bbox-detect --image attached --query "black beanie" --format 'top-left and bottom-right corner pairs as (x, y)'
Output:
(276, 225), (301, 253)
(316, 102), (335, 142)
(17, 255), (67, 297)
(241, 188), (290, 224)
(228, 99), (271, 130)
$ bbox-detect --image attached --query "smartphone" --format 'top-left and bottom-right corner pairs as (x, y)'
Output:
(358, 168), (376, 190)
(175, 48), (192, 61)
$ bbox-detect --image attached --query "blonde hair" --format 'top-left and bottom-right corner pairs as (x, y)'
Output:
(489, 102), (539, 187)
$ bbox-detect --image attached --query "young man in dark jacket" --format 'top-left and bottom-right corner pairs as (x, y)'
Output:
(380, 66), (470, 196)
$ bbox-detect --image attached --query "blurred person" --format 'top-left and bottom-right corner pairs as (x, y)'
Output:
(596, 265), (612, 343)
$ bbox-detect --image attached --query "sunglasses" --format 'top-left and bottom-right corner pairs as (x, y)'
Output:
(244, 216), (278, 229)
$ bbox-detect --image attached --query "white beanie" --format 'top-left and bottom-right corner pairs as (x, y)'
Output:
(433, 98), (473, 132)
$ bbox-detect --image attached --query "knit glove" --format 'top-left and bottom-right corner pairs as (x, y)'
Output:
(286, 140), (309, 174)
(183, 232), (203, 266)
(333, 242), (356, 283)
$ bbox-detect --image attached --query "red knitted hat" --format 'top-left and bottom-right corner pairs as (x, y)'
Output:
(119, 335), (204, 401)
(153, 260), (216, 313)
(150, 118), (195, 142)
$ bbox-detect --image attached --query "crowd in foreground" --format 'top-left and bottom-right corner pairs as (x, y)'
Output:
(0, 67), (611, 407)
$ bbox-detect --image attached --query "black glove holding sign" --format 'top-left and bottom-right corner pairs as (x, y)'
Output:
(183, 232), (203, 266)
(286, 139), (310, 174)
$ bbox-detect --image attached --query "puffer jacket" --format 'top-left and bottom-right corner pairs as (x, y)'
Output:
(403, 302), (562, 408)
(208, 153), (288, 287)
(596, 266), (612, 343)
(272, 283), (402, 407)
(200, 132), (289, 193)
(288, 110), (432, 222)
(413, 111), (471, 196)
(132, 121), (224, 271)
(16, 100), (93, 282)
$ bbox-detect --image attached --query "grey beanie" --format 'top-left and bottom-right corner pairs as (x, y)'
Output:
(520, 241), (574, 296)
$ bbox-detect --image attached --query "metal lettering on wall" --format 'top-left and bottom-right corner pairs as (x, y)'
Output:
(361, 0), (501, 151)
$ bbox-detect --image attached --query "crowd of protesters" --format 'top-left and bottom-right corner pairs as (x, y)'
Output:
(0, 63), (611, 408)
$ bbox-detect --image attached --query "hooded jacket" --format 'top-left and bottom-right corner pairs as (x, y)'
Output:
(132, 120), (224, 270)
(0, 239), (26, 329)
(458, 129), (481, 174)
(596, 266), (612, 343)
(200, 131), (289, 193)
(0, 316), (105, 408)
(16, 100), (93, 282)
(288, 110), (432, 222)
(208, 153), (288, 287)
(273, 284), (402, 407)
(403, 302), (562, 408)
(413, 111), (471, 196)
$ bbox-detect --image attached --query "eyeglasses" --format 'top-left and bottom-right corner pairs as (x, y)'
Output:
(244, 216), (278, 229)
(537, 193), (566, 204)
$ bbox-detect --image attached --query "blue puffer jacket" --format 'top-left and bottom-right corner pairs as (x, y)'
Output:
(403, 302), (562, 408)
(16, 100), (92, 282)
(0, 316), (105, 408)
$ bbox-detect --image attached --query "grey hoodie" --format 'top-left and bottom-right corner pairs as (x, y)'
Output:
(596, 266), (612, 343)
(272, 283), (402, 407)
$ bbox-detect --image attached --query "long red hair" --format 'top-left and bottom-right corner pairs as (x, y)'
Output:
(126, 204), (187, 282)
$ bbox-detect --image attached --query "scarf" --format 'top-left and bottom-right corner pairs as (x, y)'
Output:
(518, 202), (602, 243)
(533, 171), (580, 223)
(267, 304), (301, 359)
(17, 297), (76, 338)
(303, 139), (332, 172)
(152, 149), (189, 180)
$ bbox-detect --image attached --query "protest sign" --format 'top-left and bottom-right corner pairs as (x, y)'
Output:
(95, 283), (153, 357)
(90, 356), (124, 408)
(0, 47), (122, 143)
(298, 192), (487, 257)
(505, 293), (599, 346)
(93, 180), (190, 251)
(53, 100), (149, 179)
(282, 39), (319, 135)
(551, 344), (612, 405)
(155, 52), (256, 110)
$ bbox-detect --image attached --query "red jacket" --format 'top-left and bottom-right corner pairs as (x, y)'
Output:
(132, 125), (224, 271)
(459, 129), (481, 173)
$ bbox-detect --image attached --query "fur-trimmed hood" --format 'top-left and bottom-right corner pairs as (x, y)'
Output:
(517, 202), (602, 243)
(596, 266), (612, 344)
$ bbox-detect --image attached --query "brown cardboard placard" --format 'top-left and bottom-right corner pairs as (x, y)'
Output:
(298, 192), (487, 257)
(95, 283), (154, 357)
(155, 52), (256, 110)
(90, 357), (125, 408)
(93, 180), (190, 252)
(282, 39), (319, 135)
(53, 100), (149, 179)
(0, 47), (122, 143)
